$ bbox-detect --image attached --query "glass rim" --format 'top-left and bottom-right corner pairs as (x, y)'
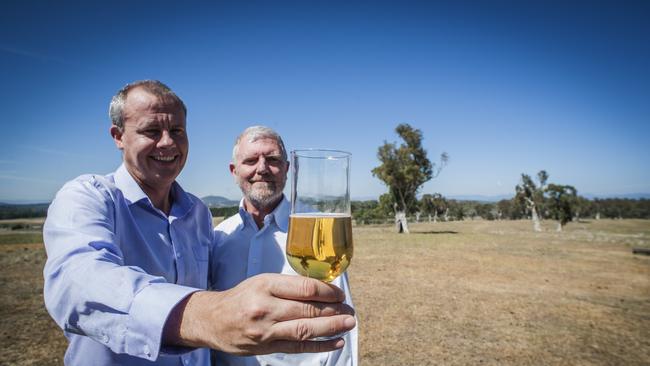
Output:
(291, 148), (351, 159)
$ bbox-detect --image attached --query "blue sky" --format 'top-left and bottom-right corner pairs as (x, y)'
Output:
(1, 0), (649, 203)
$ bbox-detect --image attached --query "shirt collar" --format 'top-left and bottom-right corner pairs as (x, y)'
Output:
(114, 164), (148, 205)
(113, 163), (193, 217)
(238, 195), (290, 232)
(274, 196), (290, 231)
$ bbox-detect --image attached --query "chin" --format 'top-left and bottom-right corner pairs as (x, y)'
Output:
(247, 190), (282, 207)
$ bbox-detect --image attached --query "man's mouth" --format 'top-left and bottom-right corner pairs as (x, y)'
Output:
(151, 155), (177, 162)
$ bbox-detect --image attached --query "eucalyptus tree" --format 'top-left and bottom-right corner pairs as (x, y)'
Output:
(545, 184), (578, 231)
(420, 193), (447, 222)
(515, 170), (548, 232)
(372, 124), (448, 233)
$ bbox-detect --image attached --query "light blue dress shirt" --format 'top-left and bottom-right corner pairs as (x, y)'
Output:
(211, 196), (358, 366)
(43, 164), (212, 365)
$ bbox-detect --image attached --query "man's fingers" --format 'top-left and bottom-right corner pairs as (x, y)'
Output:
(271, 314), (356, 341)
(265, 274), (345, 302)
(264, 338), (346, 354)
(273, 300), (355, 322)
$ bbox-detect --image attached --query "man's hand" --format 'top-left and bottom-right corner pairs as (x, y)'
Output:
(163, 273), (356, 355)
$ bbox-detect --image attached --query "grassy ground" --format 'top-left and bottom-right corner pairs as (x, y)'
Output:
(349, 219), (650, 365)
(1, 218), (648, 365)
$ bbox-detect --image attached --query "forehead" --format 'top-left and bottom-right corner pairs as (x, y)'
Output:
(237, 137), (283, 158)
(123, 88), (185, 122)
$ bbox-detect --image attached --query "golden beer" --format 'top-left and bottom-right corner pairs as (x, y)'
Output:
(286, 213), (353, 282)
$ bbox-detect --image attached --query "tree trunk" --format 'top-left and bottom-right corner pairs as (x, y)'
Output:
(395, 211), (410, 234)
(525, 198), (542, 232)
(444, 208), (449, 222)
(433, 211), (438, 223)
(415, 212), (421, 223)
(556, 222), (562, 232)
(595, 212), (600, 220)
(531, 207), (542, 232)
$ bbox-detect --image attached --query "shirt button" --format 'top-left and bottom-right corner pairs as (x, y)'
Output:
(143, 344), (151, 357)
(101, 333), (109, 343)
(176, 252), (183, 259)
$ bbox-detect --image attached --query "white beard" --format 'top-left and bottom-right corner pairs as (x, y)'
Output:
(240, 181), (284, 208)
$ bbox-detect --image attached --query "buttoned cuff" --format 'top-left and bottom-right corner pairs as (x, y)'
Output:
(125, 283), (199, 361)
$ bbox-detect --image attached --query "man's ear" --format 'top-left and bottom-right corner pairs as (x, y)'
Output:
(229, 163), (236, 176)
(110, 125), (124, 150)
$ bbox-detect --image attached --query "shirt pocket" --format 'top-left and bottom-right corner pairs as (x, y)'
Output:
(190, 243), (209, 289)
(191, 243), (209, 261)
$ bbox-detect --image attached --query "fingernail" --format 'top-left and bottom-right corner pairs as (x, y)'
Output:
(334, 339), (345, 348)
(344, 316), (356, 328)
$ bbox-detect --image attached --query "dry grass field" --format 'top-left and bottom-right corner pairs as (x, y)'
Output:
(1, 218), (649, 365)
(349, 219), (650, 366)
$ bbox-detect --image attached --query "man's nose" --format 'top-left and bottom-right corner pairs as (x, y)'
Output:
(256, 157), (269, 174)
(158, 130), (174, 148)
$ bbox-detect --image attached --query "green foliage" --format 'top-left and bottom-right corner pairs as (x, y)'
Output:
(474, 202), (496, 220)
(377, 194), (395, 215)
(496, 199), (527, 220)
(419, 193), (447, 218)
(0, 232), (43, 245)
(544, 184), (578, 226)
(372, 123), (448, 214)
(352, 196), (650, 224)
(209, 206), (239, 218)
(446, 200), (467, 221)
(515, 170), (547, 218)
(595, 198), (650, 219)
(352, 200), (389, 224)
(573, 196), (594, 220)
(0, 203), (49, 220)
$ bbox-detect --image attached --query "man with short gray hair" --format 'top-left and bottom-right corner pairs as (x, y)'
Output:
(212, 125), (358, 366)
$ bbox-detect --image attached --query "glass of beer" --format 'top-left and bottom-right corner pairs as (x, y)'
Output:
(286, 149), (353, 283)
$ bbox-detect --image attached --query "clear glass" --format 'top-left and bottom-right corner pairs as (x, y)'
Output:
(286, 149), (353, 283)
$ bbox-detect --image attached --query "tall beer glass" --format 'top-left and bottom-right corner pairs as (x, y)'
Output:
(286, 149), (353, 283)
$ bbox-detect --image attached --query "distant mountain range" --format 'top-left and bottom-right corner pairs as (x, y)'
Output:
(352, 192), (650, 202)
(201, 195), (239, 207)
(446, 194), (513, 202)
(581, 192), (650, 200)
(0, 200), (51, 205)
(1, 193), (648, 208)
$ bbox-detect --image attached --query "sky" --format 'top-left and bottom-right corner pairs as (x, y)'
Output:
(1, 0), (649, 203)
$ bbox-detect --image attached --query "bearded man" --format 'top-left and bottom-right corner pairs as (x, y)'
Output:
(211, 126), (358, 366)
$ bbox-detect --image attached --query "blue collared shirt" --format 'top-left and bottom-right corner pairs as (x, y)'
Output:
(211, 196), (358, 366)
(43, 164), (212, 365)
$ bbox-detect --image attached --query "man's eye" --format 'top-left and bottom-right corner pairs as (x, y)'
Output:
(171, 128), (185, 136)
(143, 129), (160, 136)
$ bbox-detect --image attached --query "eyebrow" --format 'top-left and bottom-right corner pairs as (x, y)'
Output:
(240, 153), (283, 161)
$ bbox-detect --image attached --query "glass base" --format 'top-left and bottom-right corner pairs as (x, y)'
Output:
(311, 330), (349, 341)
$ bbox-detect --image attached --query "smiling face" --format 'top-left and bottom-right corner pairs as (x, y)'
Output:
(231, 136), (289, 210)
(110, 87), (188, 199)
